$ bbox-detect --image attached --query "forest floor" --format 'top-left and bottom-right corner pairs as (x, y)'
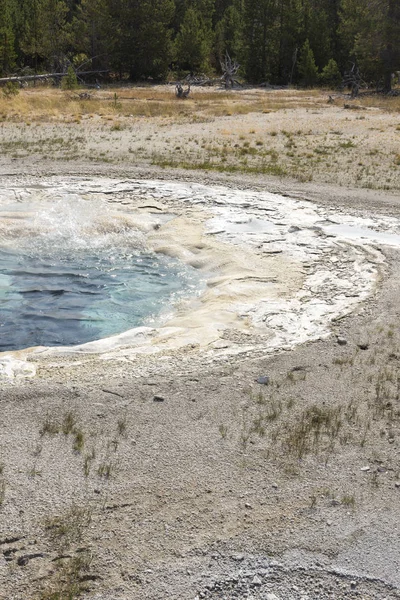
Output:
(1, 86), (400, 600)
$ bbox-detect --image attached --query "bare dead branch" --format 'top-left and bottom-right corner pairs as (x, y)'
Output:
(220, 52), (241, 89)
(175, 83), (191, 98)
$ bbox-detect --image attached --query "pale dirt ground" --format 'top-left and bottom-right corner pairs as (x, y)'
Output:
(1, 87), (400, 599)
(0, 86), (399, 191)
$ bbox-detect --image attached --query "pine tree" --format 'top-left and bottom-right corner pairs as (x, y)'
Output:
(276, 0), (303, 83)
(19, 0), (45, 73)
(42, 0), (69, 71)
(214, 0), (238, 24)
(175, 6), (212, 72)
(320, 58), (342, 86)
(135, 0), (175, 79)
(298, 38), (318, 86)
(61, 64), (78, 88)
(242, 0), (279, 83)
(20, 0), (69, 73)
(71, 0), (111, 71)
(108, 0), (174, 80)
(0, 0), (17, 75)
(340, 0), (400, 90)
(324, 0), (342, 62)
(214, 2), (243, 64)
(299, 0), (332, 70)
(382, 0), (400, 91)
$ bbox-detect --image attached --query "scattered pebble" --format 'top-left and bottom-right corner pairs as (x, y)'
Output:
(153, 395), (165, 402)
(232, 554), (244, 562)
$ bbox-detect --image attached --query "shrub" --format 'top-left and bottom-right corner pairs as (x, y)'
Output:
(61, 66), (78, 90)
(320, 59), (342, 87)
(2, 82), (19, 99)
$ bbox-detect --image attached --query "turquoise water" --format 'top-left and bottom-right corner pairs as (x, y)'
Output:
(0, 247), (202, 351)
(0, 197), (203, 351)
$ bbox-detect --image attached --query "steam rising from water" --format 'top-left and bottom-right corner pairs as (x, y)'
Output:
(0, 195), (204, 351)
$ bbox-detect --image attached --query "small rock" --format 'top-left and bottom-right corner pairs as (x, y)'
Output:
(350, 581), (357, 589)
(272, 483), (278, 489)
(360, 466), (370, 472)
(327, 520), (332, 526)
(210, 340), (230, 349)
(256, 376), (270, 385)
(357, 342), (369, 350)
(252, 575), (262, 586)
(266, 594), (280, 600)
(395, 481), (400, 488)
(17, 553), (44, 566)
(153, 395), (165, 402)
(245, 503), (253, 509)
(337, 337), (347, 346)
(232, 554), (244, 561)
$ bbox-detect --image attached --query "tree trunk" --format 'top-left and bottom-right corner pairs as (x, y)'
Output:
(383, 70), (392, 93)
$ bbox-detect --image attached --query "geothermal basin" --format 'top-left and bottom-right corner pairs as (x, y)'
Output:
(1, 177), (400, 379)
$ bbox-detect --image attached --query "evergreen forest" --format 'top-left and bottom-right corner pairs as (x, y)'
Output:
(0, 0), (399, 90)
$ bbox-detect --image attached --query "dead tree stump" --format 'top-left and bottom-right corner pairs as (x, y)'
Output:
(175, 83), (191, 99)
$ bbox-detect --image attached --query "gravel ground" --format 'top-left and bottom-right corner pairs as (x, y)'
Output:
(1, 102), (400, 600)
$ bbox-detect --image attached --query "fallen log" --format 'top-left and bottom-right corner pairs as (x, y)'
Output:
(0, 70), (109, 86)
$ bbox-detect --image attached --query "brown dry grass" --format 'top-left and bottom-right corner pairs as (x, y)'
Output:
(3, 85), (398, 124)
(350, 94), (400, 112)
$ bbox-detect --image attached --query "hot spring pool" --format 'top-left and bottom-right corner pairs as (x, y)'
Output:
(0, 195), (204, 351)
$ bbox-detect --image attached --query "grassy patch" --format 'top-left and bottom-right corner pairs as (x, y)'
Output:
(339, 140), (356, 149)
(284, 405), (343, 458)
(39, 550), (94, 600)
(152, 157), (287, 177)
(41, 506), (94, 599)
(44, 505), (92, 549)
